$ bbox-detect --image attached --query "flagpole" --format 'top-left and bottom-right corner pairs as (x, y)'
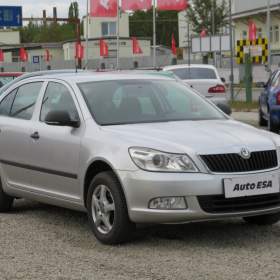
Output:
(153, 0), (156, 68)
(85, 0), (89, 69)
(116, 0), (120, 69)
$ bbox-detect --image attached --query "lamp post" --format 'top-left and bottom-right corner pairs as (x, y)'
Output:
(229, 0), (234, 101)
(85, 0), (89, 69)
(153, 0), (156, 68)
(267, 0), (271, 73)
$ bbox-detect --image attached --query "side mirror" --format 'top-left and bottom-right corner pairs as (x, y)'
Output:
(216, 103), (232, 116)
(221, 77), (226, 83)
(45, 110), (80, 128)
(256, 82), (267, 88)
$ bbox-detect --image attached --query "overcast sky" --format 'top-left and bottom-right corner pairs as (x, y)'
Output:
(0, 0), (87, 18)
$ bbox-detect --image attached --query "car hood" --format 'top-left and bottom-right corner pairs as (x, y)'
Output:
(101, 119), (279, 156)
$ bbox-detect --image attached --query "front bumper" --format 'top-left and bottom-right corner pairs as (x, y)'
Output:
(118, 169), (280, 224)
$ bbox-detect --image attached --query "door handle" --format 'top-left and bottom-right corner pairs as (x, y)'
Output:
(30, 131), (40, 140)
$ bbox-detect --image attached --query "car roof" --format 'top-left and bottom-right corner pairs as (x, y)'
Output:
(0, 69), (85, 95)
(0, 70), (177, 95)
(37, 72), (175, 83)
(163, 64), (218, 71)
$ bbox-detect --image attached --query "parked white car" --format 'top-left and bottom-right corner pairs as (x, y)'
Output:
(163, 64), (229, 108)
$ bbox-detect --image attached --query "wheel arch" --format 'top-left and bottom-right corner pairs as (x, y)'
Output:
(83, 158), (127, 208)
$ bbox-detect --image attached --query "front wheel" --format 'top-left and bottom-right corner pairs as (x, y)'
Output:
(268, 115), (279, 133)
(258, 108), (267, 127)
(243, 212), (280, 225)
(87, 171), (135, 245)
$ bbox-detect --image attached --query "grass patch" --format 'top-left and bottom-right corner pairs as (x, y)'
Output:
(230, 101), (258, 111)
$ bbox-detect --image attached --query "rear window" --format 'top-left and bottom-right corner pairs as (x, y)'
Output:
(171, 68), (217, 80)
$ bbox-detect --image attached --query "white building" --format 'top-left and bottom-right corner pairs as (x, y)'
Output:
(232, 0), (280, 55)
(0, 30), (20, 45)
(178, 0), (280, 61)
(62, 13), (151, 62)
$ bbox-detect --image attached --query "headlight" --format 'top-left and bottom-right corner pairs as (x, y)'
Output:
(129, 147), (198, 172)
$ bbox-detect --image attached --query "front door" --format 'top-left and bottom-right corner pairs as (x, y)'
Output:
(29, 81), (83, 202)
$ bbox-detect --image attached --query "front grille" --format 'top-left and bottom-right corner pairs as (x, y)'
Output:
(200, 150), (278, 173)
(198, 193), (280, 214)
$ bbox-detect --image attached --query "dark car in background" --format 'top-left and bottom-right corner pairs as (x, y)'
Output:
(259, 70), (280, 132)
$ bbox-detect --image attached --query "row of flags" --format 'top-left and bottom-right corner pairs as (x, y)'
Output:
(0, 36), (161, 62)
(91, 0), (188, 17)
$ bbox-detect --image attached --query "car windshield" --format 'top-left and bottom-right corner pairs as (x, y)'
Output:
(170, 68), (217, 80)
(78, 79), (225, 125)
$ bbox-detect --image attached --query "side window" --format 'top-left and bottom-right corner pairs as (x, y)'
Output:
(40, 82), (79, 122)
(271, 72), (280, 88)
(10, 82), (43, 120)
(0, 89), (17, 116)
(268, 71), (278, 87)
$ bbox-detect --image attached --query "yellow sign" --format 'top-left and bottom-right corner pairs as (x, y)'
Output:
(236, 38), (268, 64)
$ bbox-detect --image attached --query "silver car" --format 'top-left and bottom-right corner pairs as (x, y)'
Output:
(0, 72), (280, 244)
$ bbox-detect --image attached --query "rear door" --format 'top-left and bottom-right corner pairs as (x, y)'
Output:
(0, 81), (44, 190)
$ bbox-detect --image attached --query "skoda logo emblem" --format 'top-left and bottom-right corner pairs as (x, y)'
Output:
(240, 148), (251, 159)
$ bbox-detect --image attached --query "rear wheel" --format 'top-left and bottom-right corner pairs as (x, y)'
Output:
(0, 179), (13, 212)
(87, 171), (135, 245)
(243, 212), (280, 225)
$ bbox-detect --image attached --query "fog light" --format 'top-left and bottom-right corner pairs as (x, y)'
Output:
(149, 197), (187, 210)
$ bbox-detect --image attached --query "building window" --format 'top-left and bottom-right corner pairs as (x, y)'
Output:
(257, 28), (262, 39)
(270, 26), (274, 43)
(274, 25), (279, 42)
(242, 31), (247, 39)
(101, 22), (117, 36)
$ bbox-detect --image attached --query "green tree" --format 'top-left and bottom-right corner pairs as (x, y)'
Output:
(129, 8), (179, 48)
(188, 0), (228, 35)
(20, 2), (79, 43)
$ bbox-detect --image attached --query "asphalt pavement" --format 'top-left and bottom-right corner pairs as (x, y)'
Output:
(0, 112), (279, 280)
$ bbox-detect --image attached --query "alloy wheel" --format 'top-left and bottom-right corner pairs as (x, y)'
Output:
(91, 184), (115, 234)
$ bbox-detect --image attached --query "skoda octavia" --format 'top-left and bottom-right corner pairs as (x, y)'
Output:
(0, 72), (280, 244)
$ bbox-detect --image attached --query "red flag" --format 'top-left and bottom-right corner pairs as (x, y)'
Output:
(157, 0), (188, 11)
(75, 43), (84, 60)
(44, 49), (51, 62)
(90, 0), (118, 17)
(0, 49), (4, 62)
(200, 29), (207, 38)
(171, 34), (177, 55)
(248, 20), (257, 41)
(132, 37), (143, 54)
(100, 39), (109, 57)
(122, 0), (152, 11)
(19, 48), (28, 62)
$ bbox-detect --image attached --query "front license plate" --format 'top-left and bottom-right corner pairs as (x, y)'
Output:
(224, 174), (280, 198)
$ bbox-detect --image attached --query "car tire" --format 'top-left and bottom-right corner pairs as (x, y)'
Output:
(86, 171), (135, 245)
(243, 212), (280, 226)
(258, 108), (267, 127)
(268, 115), (279, 133)
(0, 178), (14, 212)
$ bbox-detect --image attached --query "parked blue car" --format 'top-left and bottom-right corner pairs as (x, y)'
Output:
(259, 70), (280, 132)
